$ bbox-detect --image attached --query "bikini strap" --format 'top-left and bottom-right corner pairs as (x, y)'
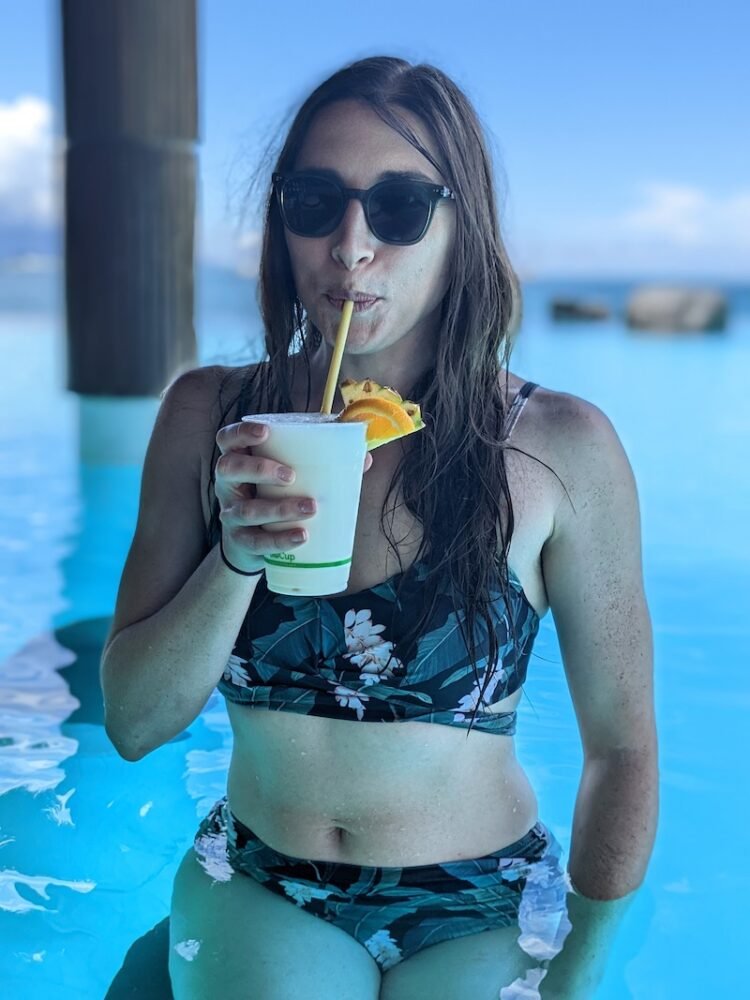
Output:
(503, 381), (538, 442)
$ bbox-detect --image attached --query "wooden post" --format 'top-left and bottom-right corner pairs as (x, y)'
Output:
(61, 0), (198, 396)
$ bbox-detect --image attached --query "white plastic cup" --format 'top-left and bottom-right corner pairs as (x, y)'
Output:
(242, 413), (368, 596)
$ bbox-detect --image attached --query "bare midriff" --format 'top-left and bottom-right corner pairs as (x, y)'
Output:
(225, 699), (539, 866)
(215, 365), (556, 868)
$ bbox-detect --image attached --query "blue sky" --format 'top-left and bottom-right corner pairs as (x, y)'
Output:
(1, 0), (748, 277)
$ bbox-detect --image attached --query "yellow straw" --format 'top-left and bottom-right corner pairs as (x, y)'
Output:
(320, 299), (354, 414)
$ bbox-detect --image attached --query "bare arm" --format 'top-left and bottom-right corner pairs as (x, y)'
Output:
(100, 366), (319, 760)
(102, 543), (263, 761)
(537, 394), (658, 998)
(542, 394), (658, 899)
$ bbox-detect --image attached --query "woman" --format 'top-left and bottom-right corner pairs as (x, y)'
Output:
(101, 57), (658, 999)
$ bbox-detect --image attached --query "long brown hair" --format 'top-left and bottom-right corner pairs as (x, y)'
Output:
(207, 56), (564, 737)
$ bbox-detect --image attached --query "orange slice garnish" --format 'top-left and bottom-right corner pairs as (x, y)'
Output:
(338, 397), (417, 450)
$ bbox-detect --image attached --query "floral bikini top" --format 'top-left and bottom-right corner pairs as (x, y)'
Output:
(218, 382), (540, 736)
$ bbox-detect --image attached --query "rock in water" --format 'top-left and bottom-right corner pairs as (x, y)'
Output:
(550, 299), (610, 322)
(626, 287), (727, 332)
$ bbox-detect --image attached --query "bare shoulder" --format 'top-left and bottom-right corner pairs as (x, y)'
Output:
(160, 363), (249, 426)
(535, 385), (618, 440)
(507, 381), (632, 523)
(163, 362), (265, 526)
(535, 388), (636, 535)
(104, 362), (262, 648)
(158, 362), (263, 464)
(521, 381), (615, 444)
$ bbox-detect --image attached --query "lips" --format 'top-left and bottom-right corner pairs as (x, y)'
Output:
(326, 292), (380, 311)
(327, 290), (380, 302)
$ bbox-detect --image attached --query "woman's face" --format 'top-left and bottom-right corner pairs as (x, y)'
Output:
(284, 99), (456, 361)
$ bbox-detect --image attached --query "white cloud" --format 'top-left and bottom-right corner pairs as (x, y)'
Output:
(197, 216), (261, 276)
(617, 182), (750, 249)
(509, 181), (750, 278)
(0, 95), (60, 227)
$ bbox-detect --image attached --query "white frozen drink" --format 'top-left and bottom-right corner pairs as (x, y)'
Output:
(242, 412), (368, 596)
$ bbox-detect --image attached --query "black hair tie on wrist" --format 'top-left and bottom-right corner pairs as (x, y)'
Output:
(219, 537), (265, 577)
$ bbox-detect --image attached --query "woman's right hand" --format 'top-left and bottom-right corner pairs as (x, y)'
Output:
(214, 418), (372, 572)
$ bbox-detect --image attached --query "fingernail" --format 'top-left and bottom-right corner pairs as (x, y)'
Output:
(250, 423), (266, 437)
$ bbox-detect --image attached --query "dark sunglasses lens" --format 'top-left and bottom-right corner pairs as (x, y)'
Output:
(369, 182), (432, 243)
(281, 177), (342, 236)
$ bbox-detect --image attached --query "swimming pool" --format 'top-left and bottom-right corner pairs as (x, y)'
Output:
(2, 274), (748, 997)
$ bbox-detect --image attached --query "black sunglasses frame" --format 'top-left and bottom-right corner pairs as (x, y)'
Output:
(272, 171), (456, 246)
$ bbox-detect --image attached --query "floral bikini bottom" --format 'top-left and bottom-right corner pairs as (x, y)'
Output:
(192, 796), (572, 977)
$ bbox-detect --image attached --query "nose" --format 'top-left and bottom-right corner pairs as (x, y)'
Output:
(330, 197), (376, 270)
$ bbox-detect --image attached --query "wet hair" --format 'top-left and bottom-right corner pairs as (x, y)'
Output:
(206, 56), (566, 737)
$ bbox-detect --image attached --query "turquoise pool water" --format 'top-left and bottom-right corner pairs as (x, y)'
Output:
(1, 273), (748, 997)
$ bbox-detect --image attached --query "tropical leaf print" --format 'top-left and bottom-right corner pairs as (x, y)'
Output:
(217, 557), (541, 733)
(223, 653), (251, 688)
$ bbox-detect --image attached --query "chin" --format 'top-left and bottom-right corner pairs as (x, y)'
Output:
(330, 324), (384, 352)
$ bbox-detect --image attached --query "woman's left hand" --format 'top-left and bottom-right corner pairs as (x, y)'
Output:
(535, 886), (637, 999)
(538, 966), (599, 1000)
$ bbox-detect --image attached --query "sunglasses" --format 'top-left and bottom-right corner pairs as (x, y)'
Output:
(272, 171), (455, 246)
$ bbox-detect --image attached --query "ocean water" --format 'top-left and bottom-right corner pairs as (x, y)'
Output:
(0, 264), (748, 997)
